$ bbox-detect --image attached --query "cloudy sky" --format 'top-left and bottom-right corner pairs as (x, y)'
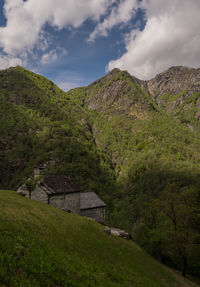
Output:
(0, 0), (200, 90)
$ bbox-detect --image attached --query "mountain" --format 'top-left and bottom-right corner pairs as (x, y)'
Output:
(67, 67), (200, 174)
(0, 66), (116, 205)
(146, 66), (200, 129)
(146, 66), (200, 106)
(67, 67), (200, 278)
(0, 65), (200, 279)
(0, 189), (198, 287)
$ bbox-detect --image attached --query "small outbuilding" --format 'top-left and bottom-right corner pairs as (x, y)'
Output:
(80, 192), (106, 224)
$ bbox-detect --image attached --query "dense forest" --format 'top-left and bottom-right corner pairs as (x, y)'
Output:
(0, 66), (200, 279)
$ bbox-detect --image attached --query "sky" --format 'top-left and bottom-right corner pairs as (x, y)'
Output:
(0, 0), (200, 91)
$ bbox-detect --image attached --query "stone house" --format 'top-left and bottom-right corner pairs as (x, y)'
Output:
(17, 167), (106, 224)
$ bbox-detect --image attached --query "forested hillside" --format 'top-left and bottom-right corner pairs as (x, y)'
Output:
(0, 66), (116, 204)
(0, 65), (200, 279)
(67, 67), (200, 278)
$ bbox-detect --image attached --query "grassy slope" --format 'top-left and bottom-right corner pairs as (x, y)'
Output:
(0, 190), (198, 287)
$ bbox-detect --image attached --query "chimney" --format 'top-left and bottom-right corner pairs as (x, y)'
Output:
(34, 167), (40, 179)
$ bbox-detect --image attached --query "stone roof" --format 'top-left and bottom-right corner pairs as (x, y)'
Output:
(41, 174), (80, 194)
(80, 192), (106, 210)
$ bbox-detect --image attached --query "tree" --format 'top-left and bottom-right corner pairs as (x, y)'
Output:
(133, 182), (200, 278)
(25, 177), (40, 199)
(155, 184), (200, 277)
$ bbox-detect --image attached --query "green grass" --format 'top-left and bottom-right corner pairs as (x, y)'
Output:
(0, 190), (198, 287)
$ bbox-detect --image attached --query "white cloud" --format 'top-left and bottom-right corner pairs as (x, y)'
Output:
(0, 53), (23, 69)
(88, 0), (138, 42)
(41, 48), (67, 65)
(41, 51), (58, 65)
(37, 31), (53, 52)
(0, 0), (113, 68)
(108, 0), (200, 80)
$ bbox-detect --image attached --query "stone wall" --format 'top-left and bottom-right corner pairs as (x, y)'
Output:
(31, 186), (48, 203)
(80, 207), (105, 224)
(49, 192), (80, 214)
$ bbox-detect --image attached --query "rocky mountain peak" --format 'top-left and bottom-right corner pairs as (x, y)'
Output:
(86, 68), (155, 116)
(146, 66), (200, 103)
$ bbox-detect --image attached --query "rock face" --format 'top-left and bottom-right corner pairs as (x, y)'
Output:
(85, 66), (200, 118)
(141, 66), (200, 122)
(146, 66), (200, 106)
(85, 68), (157, 118)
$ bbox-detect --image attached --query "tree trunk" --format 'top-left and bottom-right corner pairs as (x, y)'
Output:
(182, 257), (187, 277)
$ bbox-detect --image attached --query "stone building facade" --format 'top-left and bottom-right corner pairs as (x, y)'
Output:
(17, 168), (106, 224)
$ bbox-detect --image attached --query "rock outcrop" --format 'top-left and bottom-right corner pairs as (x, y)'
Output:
(146, 66), (200, 108)
(104, 227), (131, 239)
